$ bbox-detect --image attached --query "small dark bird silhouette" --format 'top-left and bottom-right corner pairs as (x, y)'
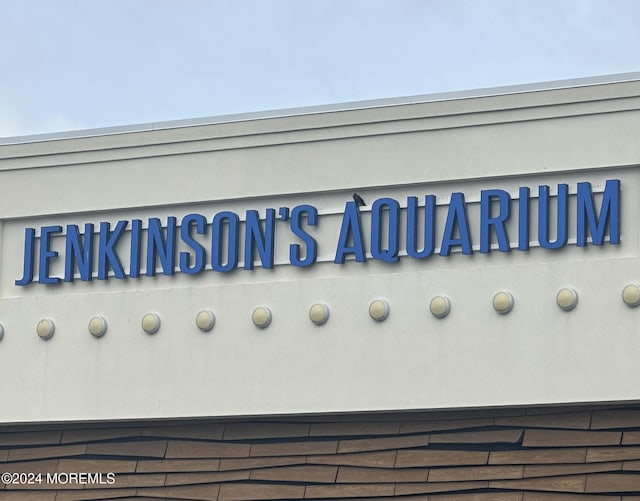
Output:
(353, 193), (366, 207)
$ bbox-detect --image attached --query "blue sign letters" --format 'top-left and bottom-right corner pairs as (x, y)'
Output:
(15, 179), (621, 286)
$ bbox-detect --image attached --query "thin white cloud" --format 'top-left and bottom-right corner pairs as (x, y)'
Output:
(0, 103), (85, 139)
(1, 0), (639, 136)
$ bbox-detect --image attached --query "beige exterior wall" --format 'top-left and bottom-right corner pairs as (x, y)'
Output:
(0, 77), (639, 423)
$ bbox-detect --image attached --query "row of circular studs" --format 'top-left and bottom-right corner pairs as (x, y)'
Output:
(1, 284), (640, 342)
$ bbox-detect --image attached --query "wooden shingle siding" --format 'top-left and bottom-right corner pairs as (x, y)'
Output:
(523, 461), (623, 478)
(218, 456), (303, 471)
(143, 423), (225, 440)
(2, 405), (640, 498)
(622, 432), (640, 445)
(0, 430), (62, 446)
(337, 433), (430, 452)
(249, 465), (337, 483)
(85, 440), (167, 458)
(489, 448), (587, 465)
(60, 427), (143, 444)
(58, 458), (137, 473)
(586, 446), (640, 462)
(309, 421), (401, 437)
(136, 458), (222, 472)
(494, 411), (592, 429)
(430, 429), (523, 444)
(623, 460), (640, 471)
(591, 410), (640, 429)
(6, 443), (87, 461)
(586, 473), (640, 492)
(219, 483), (305, 500)
(164, 470), (251, 485)
(304, 482), (395, 498)
(308, 449), (397, 468)
(166, 440), (251, 459)
(336, 465), (429, 483)
(428, 465), (524, 482)
(249, 439), (338, 457)
(54, 488), (138, 500)
(521, 493), (621, 500)
(489, 475), (587, 493)
(223, 423), (309, 440)
(400, 418), (494, 433)
(393, 480), (489, 495)
(523, 430), (622, 447)
(396, 449), (490, 467)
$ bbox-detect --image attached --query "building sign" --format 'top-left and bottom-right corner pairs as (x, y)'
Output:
(15, 179), (620, 286)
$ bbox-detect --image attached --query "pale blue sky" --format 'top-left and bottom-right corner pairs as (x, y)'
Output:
(1, 0), (639, 137)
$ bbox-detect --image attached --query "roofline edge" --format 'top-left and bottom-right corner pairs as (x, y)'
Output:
(2, 71), (640, 146)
